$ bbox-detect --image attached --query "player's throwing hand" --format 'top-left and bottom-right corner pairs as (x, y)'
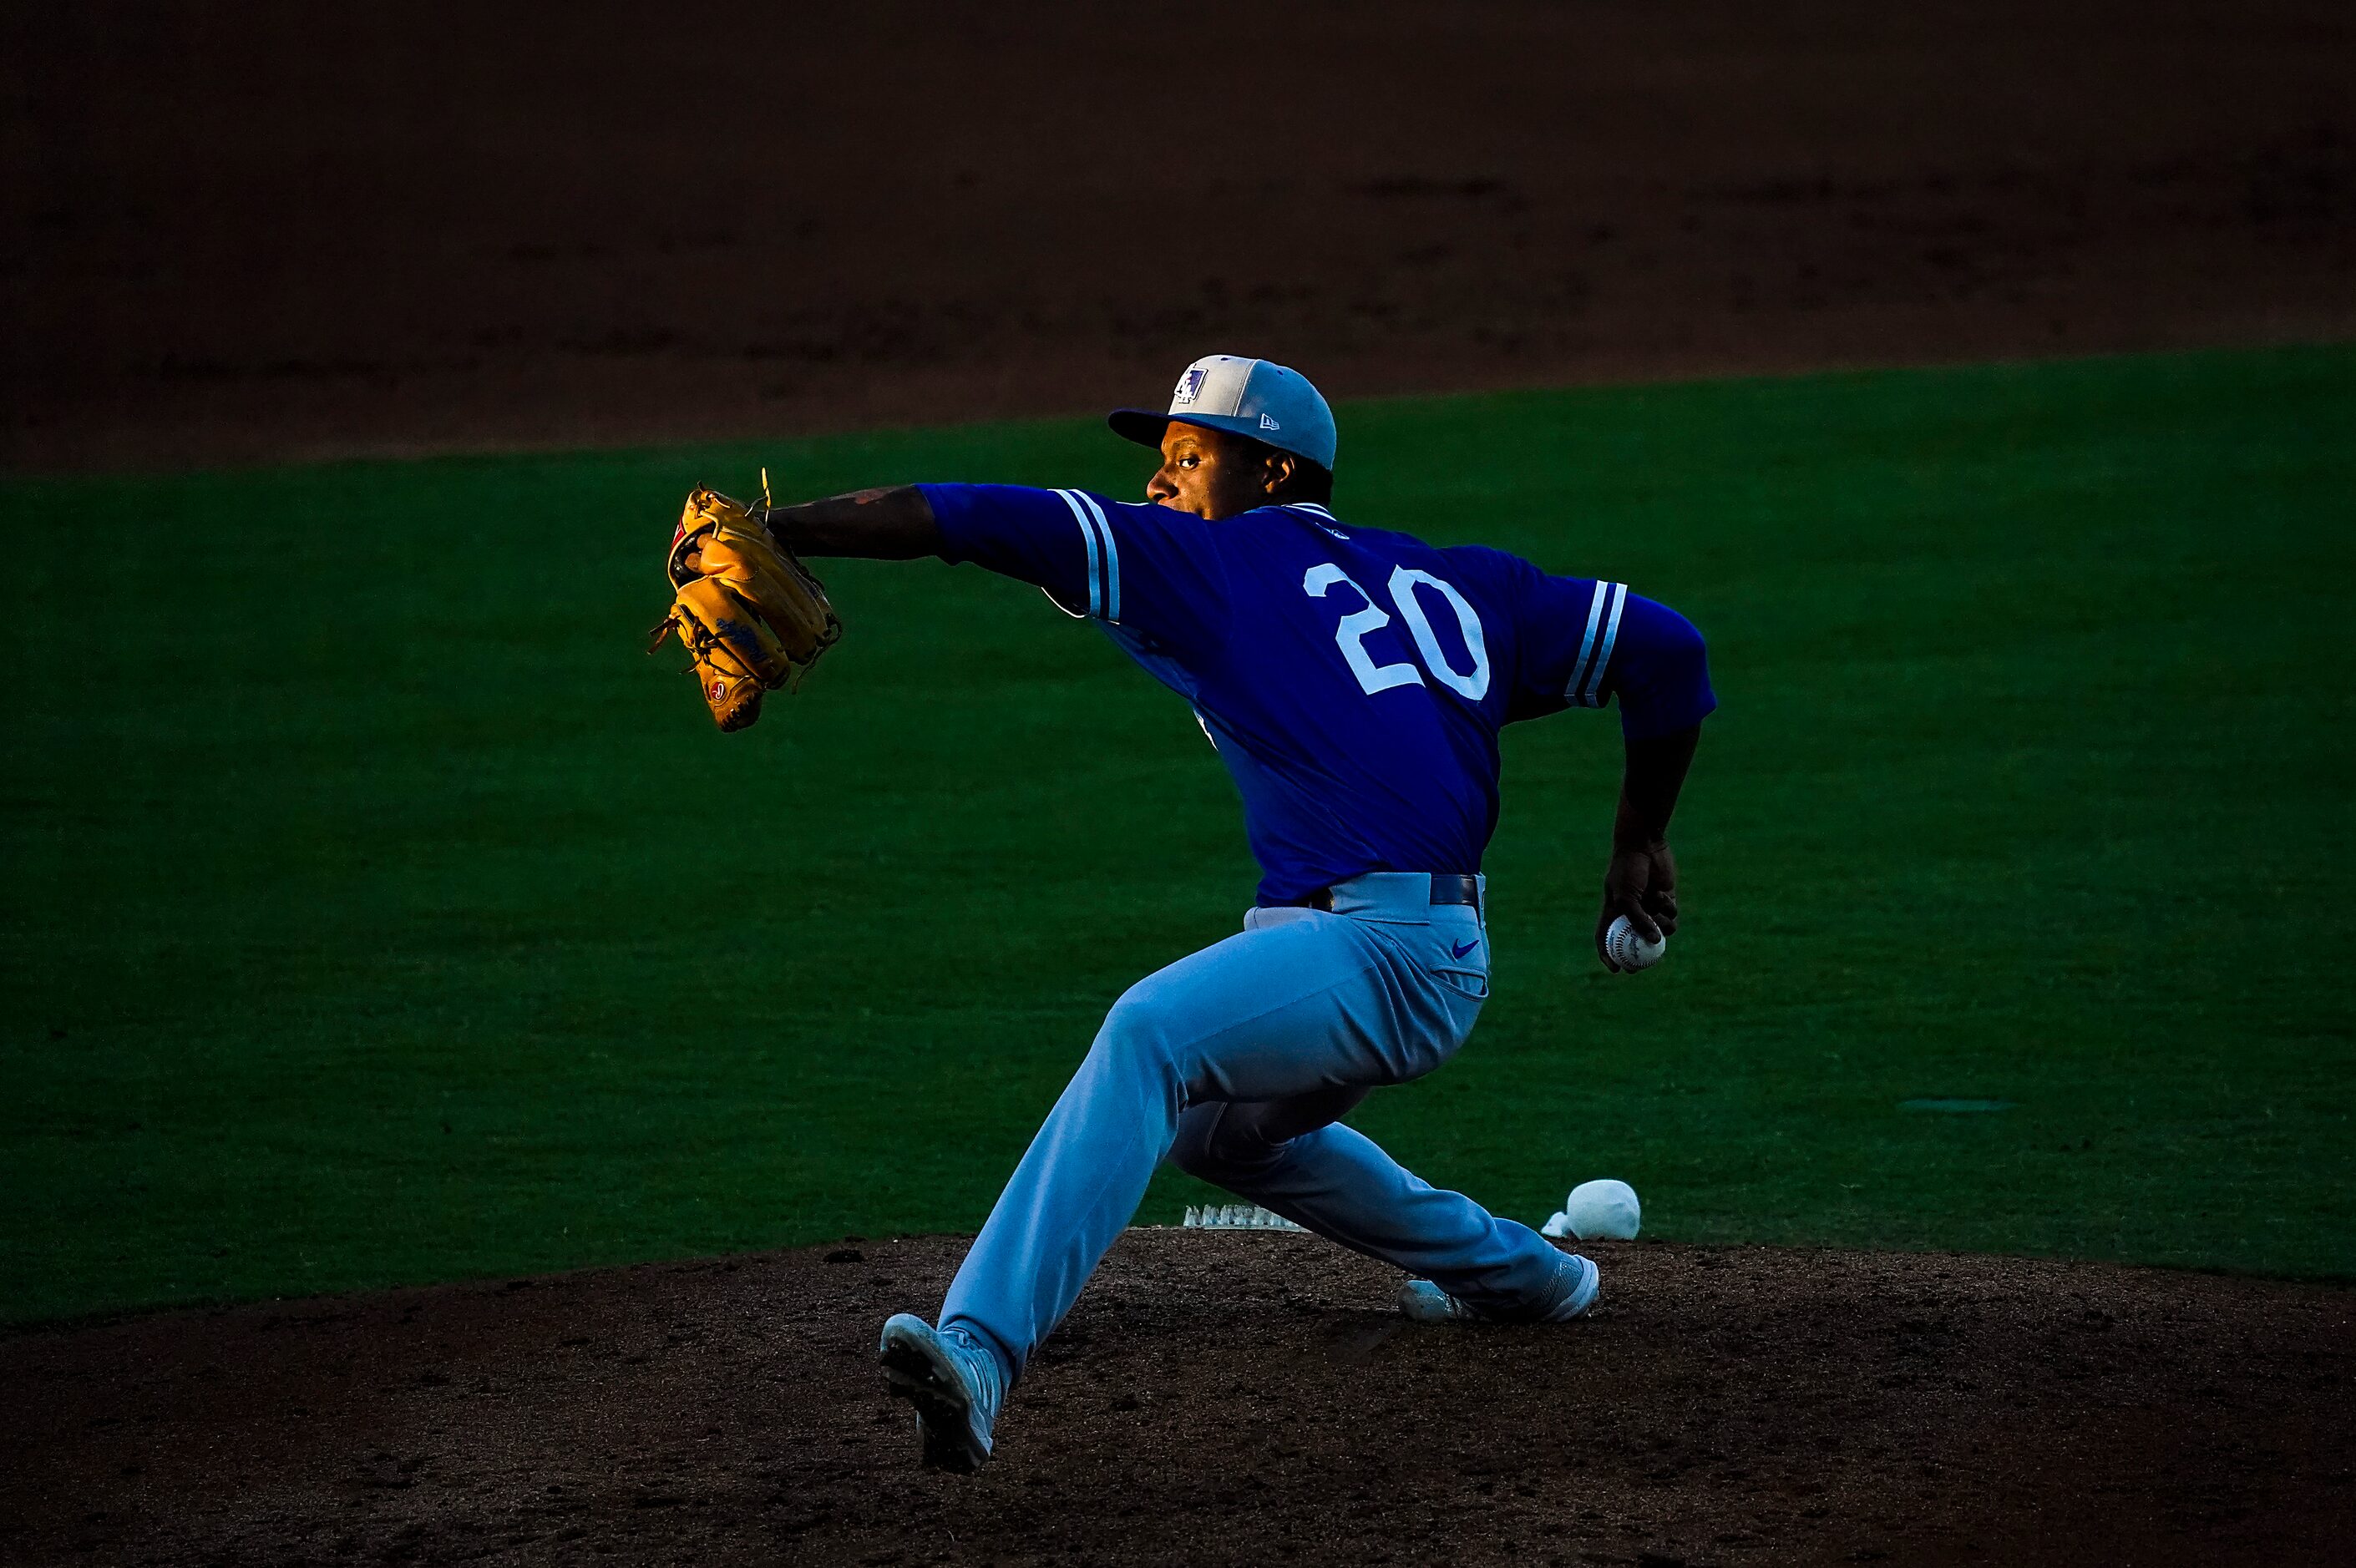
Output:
(1597, 838), (1677, 970)
(1593, 725), (1699, 971)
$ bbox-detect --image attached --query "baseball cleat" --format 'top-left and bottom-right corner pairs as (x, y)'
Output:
(1397, 1252), (1600, 1324)
(877, 1313), (1004, 1474)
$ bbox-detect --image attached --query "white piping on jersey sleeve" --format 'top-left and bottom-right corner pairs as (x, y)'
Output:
(1052, 488), (1122, 623)
(1565, 583), (1608, 697)
(1053, 489), (1103, 618)
(1077, 492), (1121, 622)
(1564, 580), (1629, 707)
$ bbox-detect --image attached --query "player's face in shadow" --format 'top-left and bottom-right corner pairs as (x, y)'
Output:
(1147, 424), (1296, 522)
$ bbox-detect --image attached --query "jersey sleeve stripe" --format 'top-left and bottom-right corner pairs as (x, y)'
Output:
(1563, 580), (1610, 702)
(1075, 492), (1122, 623)
(1054, 488), (1106, 619)
(1580, 582), (1629, 706)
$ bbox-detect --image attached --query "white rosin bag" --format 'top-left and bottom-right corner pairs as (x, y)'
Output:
(1543, 1179), (1641, 1241)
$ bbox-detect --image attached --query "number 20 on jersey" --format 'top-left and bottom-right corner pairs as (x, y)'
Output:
(1304, 564), (1491, 701)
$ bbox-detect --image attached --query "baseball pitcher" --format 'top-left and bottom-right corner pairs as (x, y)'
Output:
(697, 356), (1714, 1471)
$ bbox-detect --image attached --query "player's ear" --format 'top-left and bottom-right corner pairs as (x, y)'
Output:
(1263, 449), (1298, 498)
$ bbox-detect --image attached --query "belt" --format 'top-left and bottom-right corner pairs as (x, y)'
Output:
(1284, 873), (1482, 914)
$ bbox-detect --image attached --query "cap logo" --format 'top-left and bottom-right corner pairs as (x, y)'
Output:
(1173, 367), (1206, 406)
(1259, 412), (1280, 431)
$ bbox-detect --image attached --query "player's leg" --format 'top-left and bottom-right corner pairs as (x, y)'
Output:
(932, 905), (1462, 1388)
(1168, 1093), (1583, 1321)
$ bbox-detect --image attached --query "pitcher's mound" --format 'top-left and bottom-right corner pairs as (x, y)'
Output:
(3, 1233), (2349, 1565)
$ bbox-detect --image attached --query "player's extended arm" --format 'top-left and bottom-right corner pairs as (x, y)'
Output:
(1595, 724), (1700, 971)
(762, 486), (944, 559)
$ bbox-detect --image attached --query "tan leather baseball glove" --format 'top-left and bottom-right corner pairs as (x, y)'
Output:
(647, 480), (843, 731)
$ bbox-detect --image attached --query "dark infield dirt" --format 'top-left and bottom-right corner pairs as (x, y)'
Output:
(3, 1233), (2350, 1566)
(5, 0), (2353, 471)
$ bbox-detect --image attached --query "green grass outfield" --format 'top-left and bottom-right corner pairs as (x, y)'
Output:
(4, 345), (2352, 1325)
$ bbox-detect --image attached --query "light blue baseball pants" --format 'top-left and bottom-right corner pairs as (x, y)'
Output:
(938, 872), (1576, 1384)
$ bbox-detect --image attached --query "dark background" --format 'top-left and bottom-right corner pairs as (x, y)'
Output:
(5, 0), (2351, 471)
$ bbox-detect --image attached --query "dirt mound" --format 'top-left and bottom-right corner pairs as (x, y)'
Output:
(7, 0), (2353, 471)
(3, 1232), (2348, 1565)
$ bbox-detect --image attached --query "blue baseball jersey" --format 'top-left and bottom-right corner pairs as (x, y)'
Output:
(921, 485), (1716, 903)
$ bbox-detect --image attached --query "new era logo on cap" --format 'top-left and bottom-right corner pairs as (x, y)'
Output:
(1259, 412), (1280, 430)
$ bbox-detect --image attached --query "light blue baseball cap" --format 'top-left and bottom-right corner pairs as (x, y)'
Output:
(1108, 354), (1338, 473)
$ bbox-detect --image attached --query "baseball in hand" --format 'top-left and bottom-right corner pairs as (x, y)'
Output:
(1604, 915), (1667, 972)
